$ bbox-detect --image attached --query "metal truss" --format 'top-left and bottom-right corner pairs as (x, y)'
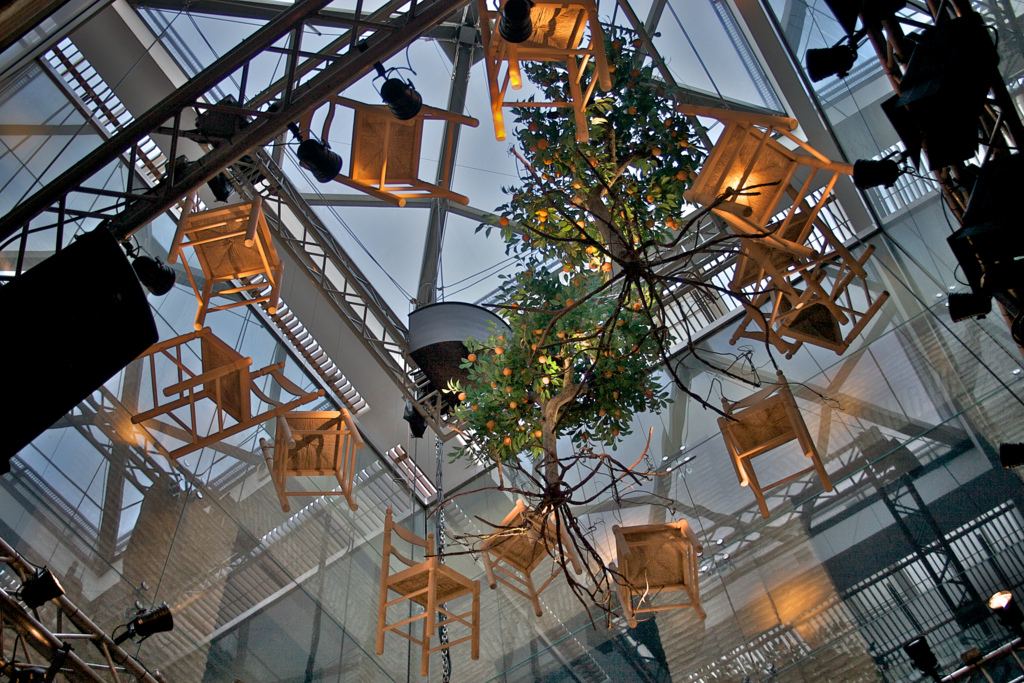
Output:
(0, 536), (164, 683)
(0, 0), (471, 245)
(861, 0), (1024, 222)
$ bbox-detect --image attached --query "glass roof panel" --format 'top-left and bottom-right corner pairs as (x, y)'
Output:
(652, 0), (784, 111)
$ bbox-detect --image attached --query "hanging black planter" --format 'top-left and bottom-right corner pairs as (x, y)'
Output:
(408, 302), (510, 411)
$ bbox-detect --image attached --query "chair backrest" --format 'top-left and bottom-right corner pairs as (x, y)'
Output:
(382, 508), (433, 574)
(199, 330), (251, 422)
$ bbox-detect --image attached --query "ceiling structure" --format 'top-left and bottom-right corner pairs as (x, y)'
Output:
(2, 0), (1024, 681)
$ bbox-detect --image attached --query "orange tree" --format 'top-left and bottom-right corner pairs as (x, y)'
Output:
(450, 29), (714, 481)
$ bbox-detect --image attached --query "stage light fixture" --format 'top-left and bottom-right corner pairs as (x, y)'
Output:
(989, 590), (1024, 637)
(18, 568), (64, 609)
(499, 0), (534, 43)
(883, 15), (996, 170)
(806, 33), (864, 82)
(195, 95), (248, 140)
(287, 122), (342, 183)
(1000, 444), (1024, 469)
(380, 76), (422, 120)
(114, 603), (174, 645)
(131, 255), (176, 296)
(123, 242), (176, 296)
(903, 636), (941, 681)
(947, 292), (991, 322)
(207, 172), (234, 202)
(403, 401), (427, 439)
(853, 158), (902, 189)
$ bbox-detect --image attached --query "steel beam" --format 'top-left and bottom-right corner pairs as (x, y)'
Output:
(416, 7), (476, 307)
(0, 0), (471, 243)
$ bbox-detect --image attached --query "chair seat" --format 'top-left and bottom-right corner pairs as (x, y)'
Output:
(389, 562), (475, 607)
(351, 110), (420, 182)
(520, 6), (586, 51)
(613, 520), (704, 627)
(722, 397), (796, 455)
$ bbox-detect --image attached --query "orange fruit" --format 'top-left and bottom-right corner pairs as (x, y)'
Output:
(676, 170), (687, 181)
(612, 429), (619, 436)
(537, 139), (548, 150)
(538, 355), (547, 363)
(599, 408), (606, 417)
(503, 436), (512, 446)
(503, 368), (512, 376)
(494, 346), (504, 355)
(499, 216), (509, 226)
(602, 262), (612, 272)
(509, 401), (518, 409)
(566, 299), (574, 307)
(652, 147), (662, 157)
(557, 331), (566, 339)
(505, 386), (513, 394)
(529, 122), (538, 132)
(491, 382), (498, 389)
(487, 420), (496, 430)
(467, 353), (477, 362)
(542, 376), (550, 385)
(458, 392), (467, 401)
(613, 391), (619, 399)
(534, 429), (543, 438)
(632, 38), (643, 47)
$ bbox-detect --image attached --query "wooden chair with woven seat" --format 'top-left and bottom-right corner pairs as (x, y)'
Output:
(729, 244), (890, 358)
(717, 371), (832, 518)
(259, 409), (363, 513)
(298, 96), (478, 206)
(377, 508), (480, 677)
(169, 195), (283, 331)
(610, 519), (705, 628)
(131, 327), (322, 459)
(480, 498), (583, 617)
(476, 0), (611, 142)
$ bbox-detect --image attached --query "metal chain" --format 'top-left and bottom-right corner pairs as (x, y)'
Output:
(435, 434), (451, 683)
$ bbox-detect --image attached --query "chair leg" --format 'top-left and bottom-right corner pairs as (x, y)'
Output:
(471, 581), (480, 661)
(741, 458), (770, 519)
(375, 586), (388, 657)
(194, 280), (214, 330)
(523, 569), (542, 617)
(423, 570), (437, 677)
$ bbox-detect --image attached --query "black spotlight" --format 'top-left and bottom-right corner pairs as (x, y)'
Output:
(806, 41), (860, 82)
(131, 254), (176, 296)
(904, 636), (941, 681)
(18, 568), (64, 609)
(296, 139), (343, 183)
(207, 172), (234, 202)
(499, 0), (534, 43)
(853, 158), (902, 189)
(114, 603), (174, 645)
(403, 401), (428, 439)
(10, 665), (50, 682)
(380, 77), (422, 120)
(286, 122), (342, 184)
(1000, 444), (1024, 469)
(989, 590), (1024, 638)
(947, 291), (991, 322)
